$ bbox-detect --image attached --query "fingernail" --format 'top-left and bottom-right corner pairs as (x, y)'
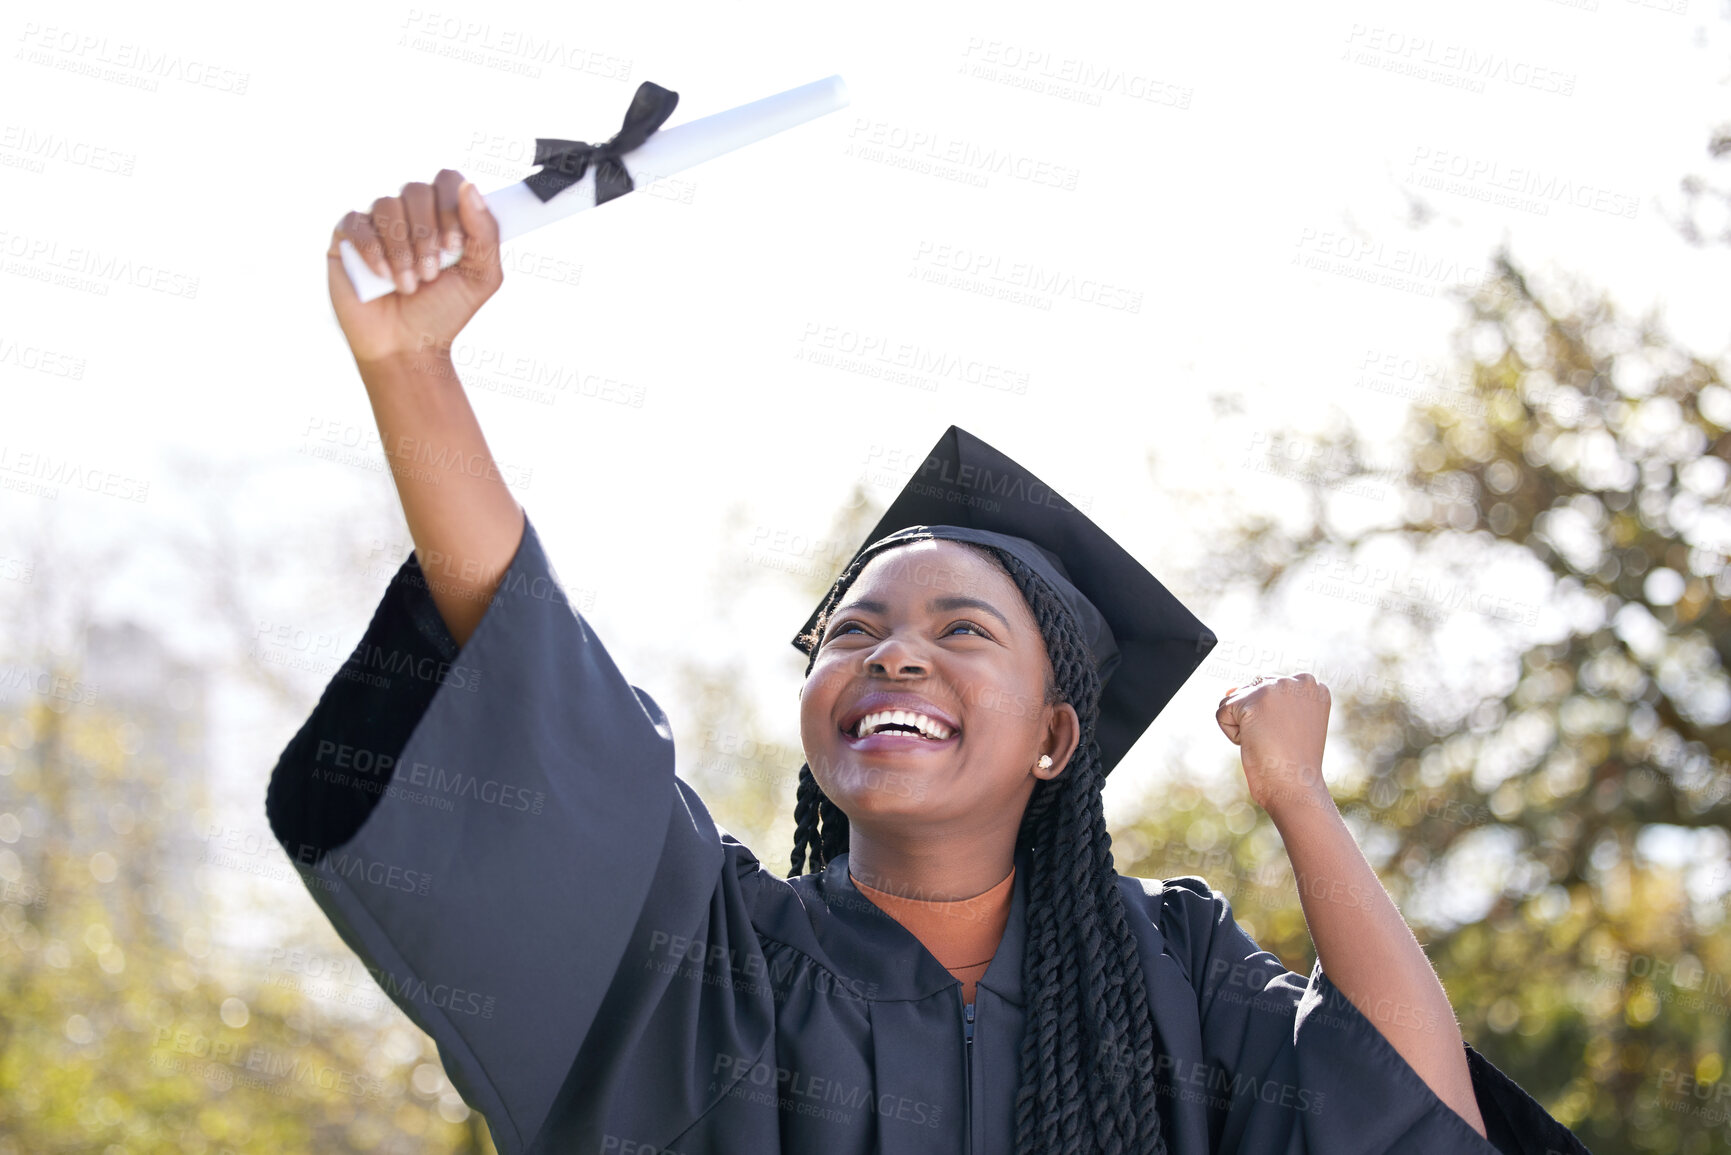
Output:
(397, 270), (417, 295)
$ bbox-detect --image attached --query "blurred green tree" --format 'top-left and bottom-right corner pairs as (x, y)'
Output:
(1115, 251), (1729, 1155)
(1674, 23), (1731, 252)
(0, 610), (493, 1152)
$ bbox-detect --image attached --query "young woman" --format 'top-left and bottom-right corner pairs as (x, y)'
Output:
(268, 170), (1592, 1153)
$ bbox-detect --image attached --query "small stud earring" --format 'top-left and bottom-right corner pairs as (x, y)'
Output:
(1037, 755), (1053, 771)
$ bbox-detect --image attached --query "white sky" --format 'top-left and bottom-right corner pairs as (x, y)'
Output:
(2, 0), (1727, 841)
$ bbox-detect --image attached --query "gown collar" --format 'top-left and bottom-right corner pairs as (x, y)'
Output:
(815, 843), (1031, 1007)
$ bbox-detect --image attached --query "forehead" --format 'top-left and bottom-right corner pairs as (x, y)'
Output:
(843, 539), (1031, 622)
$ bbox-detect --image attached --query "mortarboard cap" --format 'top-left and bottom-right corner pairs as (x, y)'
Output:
(792, 425), (1217, 778)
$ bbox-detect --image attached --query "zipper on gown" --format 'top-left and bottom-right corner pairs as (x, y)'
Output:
(962, 994), (975, 1153)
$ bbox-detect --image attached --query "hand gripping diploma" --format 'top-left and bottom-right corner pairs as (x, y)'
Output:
(325, 170), (525, 645)
(1216, 673), (1490, 1139)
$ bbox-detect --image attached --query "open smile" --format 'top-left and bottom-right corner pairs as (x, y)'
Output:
(839, 727), (961, 753)
(838, 706), (961, 754)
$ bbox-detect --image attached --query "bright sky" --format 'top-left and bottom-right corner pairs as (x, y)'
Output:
(2, 0), (1726, 845)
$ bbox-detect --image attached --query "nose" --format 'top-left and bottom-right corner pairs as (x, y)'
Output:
(864, 634), (928, 678)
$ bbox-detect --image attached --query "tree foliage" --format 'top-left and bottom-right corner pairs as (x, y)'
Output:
(1114, 251), (1730, 1155)
(0, 651), (493, 1152)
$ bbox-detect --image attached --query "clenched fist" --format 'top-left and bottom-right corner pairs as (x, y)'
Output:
(325, 169), (504, 369)
(1216, 673), (1333, 817)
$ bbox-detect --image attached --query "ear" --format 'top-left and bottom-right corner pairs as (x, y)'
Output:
(1038, 701), (1082, 780)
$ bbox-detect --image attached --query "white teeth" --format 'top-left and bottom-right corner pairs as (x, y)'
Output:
(852, 709), (952, 740)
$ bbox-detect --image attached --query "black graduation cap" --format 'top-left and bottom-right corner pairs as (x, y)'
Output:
(792, 425), (1217, 777)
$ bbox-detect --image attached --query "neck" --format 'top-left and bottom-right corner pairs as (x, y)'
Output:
(844, 824), (1017, 902)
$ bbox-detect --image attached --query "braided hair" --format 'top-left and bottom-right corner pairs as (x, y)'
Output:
(788, 539), (1169, 1154)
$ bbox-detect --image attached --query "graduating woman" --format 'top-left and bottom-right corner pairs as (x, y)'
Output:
(270, 171), (1594, 1154)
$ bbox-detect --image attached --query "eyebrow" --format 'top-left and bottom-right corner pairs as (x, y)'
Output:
(833, 595), (1013, 631)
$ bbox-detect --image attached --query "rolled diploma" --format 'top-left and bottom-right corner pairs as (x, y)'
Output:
(339, 73), (851, 302)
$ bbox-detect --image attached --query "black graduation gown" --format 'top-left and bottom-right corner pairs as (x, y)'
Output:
(265, 516), (1592, 1155)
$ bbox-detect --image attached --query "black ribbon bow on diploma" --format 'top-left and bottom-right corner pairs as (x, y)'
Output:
(523, 81), (681, 205)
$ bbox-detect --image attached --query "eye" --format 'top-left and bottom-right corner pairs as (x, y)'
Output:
(825, 620), (870, 641)
(946, 621), (992, 639)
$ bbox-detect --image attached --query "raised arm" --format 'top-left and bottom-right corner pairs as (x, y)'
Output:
(324, 169), (523, 645)
(1216, 673), (1488, 1139)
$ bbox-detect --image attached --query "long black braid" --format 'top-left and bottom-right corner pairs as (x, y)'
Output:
(787, 540), (1169, 1154)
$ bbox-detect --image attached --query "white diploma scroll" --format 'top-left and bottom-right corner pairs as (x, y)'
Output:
(339, 74), (851, 303)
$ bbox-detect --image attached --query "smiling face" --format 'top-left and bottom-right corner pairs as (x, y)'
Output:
(798, 538), (1081, 840)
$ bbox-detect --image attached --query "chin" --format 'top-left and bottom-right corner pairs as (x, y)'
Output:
(818, 757), (941, 817)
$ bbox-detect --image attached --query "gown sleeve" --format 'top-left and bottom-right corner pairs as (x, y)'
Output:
(264, 517), (766, 1154)
(1158, 876), (1591, 1155)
